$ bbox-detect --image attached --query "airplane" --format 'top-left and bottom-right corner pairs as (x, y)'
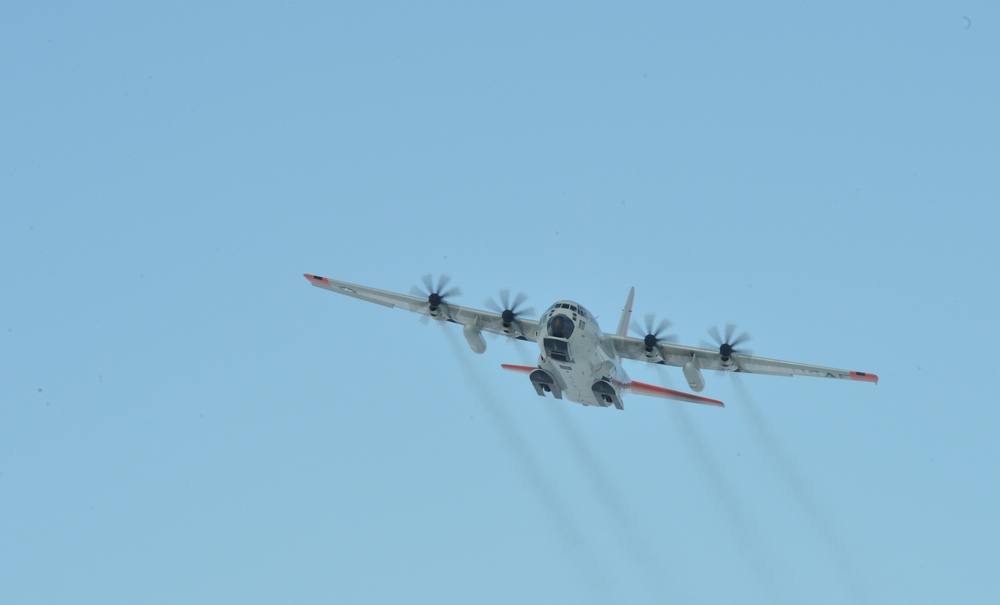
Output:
(304, 273), (878, 409)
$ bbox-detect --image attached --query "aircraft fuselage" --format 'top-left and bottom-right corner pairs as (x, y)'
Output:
(530, 301), (630, 409)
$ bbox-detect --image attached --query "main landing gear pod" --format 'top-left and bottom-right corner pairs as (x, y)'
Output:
(592, 380), (624, 410)
(529, 369), (562, 399)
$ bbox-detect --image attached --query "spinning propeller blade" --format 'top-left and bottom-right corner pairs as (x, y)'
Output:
(706, 323), (752, 361)
(631, 313), (677, 351)
(410, 274), (462, 322)
(485, 289), (535, 332)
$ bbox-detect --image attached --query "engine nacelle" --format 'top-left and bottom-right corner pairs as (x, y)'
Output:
(463, 324), (487, 354)
(428, 301), (450, 319)
(683, 361), (705, 392)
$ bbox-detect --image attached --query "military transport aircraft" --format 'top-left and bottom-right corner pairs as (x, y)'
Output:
(305, 273), (878, 409)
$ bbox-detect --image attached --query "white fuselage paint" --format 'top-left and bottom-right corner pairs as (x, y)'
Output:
(533, 301), (630, 407)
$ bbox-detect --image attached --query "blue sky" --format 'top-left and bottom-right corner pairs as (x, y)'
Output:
(2, 2), (998, 603)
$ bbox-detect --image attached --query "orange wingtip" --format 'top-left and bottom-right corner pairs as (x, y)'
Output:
(304, 274), (330, 284)
(851, 371), (879, 384)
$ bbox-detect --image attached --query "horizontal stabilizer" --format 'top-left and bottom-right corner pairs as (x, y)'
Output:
(501, 364), (536, 374)
(628, 380), (724, 407)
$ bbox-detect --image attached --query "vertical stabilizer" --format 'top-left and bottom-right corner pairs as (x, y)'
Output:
(616, 287), (635, 337)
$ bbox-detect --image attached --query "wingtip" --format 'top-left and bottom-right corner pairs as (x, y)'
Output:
(851, 371), (879, 385)
(304, 274), (329, 284)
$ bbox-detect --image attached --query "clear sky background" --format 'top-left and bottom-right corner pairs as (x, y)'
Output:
(2, 2), (998, 604)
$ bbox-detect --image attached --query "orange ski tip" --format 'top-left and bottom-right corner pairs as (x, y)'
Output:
(850, 371), (879, 384)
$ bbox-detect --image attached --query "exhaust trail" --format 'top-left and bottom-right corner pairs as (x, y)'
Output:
(656, 369), (789, 604)
(442, 330), (611, 603)
(732, 379), (870, 604)
(668, 403), (789, 605)
(545, 402), (671, 601)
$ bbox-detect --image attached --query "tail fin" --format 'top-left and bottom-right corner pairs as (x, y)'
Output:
(616, 287), (635, 337)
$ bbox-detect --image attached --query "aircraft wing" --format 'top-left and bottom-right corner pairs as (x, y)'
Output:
(304, 274), (539, 342)
(607, 335), (878, 384)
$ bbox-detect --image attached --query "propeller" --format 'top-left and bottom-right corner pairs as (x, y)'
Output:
(706, 323), (752, 362)
(410, 274), (462, 317)
(631, 313), (677, 353)
(485, 289), (535, 329)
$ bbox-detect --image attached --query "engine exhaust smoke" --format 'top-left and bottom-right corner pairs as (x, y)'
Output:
(656, 368), (787, 604)
(732, 379), (869, 604)
(442, 330), (611, 603)
(545, 402), (672, 601)
(668, 403), (788, 604)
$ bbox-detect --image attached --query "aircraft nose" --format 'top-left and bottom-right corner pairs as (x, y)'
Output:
(547, 314), (575, 339)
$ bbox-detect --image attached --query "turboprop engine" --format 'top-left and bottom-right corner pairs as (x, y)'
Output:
(683, 361), (705, 392)
(412, 274), (461, 320)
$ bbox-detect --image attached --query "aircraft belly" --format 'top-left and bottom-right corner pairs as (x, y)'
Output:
(554, 364), (598, 406)
(541, 344), (607, 406)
